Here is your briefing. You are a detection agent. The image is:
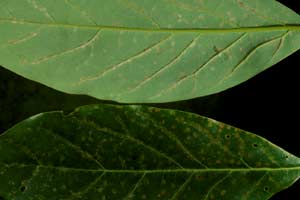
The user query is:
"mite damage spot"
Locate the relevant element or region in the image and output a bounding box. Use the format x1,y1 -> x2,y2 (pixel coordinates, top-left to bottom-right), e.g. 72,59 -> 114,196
264,186 -> 269,192
20,185 -> 27,193
252,143 -> 258,148
225,134 -> 231,139
131,155 -> 138,161
213,46 -> 221,53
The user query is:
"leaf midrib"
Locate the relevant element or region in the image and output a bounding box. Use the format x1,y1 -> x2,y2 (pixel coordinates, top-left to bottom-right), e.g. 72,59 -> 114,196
1,18 -> 300,33
3,163 -> 300,173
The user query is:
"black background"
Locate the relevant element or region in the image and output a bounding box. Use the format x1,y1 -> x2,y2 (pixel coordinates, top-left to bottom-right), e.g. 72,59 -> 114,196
0,0 -> 299,199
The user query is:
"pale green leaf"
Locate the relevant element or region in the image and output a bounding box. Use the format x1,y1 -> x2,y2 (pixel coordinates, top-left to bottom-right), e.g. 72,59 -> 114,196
0,0 -> 300,102
0,104 -> 299,200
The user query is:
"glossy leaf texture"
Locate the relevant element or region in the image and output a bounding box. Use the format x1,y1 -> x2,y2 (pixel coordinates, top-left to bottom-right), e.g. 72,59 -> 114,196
0,0 -> 300,103
0,104 -> 299,200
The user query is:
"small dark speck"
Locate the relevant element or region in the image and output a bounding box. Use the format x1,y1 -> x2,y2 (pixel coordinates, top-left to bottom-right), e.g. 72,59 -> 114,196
20,185 -> 26,193
264,186 -> 269,192
252,143 -> 258,148
131,155 -> 138,161
213,46 -> 221,53
225,134 -> 231,139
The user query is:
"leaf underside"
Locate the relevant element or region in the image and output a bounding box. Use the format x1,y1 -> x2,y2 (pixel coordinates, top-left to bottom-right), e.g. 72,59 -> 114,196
0,0 -> 300,102
0,104 -> 299,200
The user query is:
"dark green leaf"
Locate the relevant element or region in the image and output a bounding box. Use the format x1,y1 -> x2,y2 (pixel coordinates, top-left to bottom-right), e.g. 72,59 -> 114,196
0,104 -> 299,200
0,0 -> 299,102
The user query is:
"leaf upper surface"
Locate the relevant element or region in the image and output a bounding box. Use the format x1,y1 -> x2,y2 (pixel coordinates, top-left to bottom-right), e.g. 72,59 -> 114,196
0,104 -> 299,200
0,0 -> 299,102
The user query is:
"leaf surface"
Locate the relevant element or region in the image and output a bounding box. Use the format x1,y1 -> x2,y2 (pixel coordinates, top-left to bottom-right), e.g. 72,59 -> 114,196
0,0 -> 300,102
0,104 -> 299,200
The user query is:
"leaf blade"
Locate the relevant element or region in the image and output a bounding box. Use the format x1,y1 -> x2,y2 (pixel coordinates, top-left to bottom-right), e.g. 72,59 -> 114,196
0,0 -> 300,102
0,104 -> 299,200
